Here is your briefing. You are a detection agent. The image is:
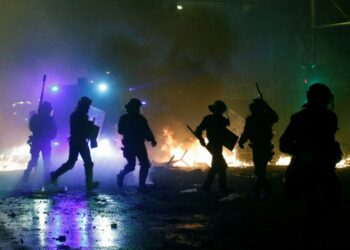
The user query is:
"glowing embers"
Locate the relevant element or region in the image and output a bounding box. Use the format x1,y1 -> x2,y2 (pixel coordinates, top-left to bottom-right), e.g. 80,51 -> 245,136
0,144 -> 30,171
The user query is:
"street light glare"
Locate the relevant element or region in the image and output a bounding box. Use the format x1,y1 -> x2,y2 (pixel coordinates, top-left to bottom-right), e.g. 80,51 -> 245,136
177,5 -> 183,10
50,85 -> 59,93
98,83 -> 108,92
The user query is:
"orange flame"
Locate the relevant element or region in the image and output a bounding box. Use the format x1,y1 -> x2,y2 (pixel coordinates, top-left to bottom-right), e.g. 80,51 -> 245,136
158,128 -> 249,167
157,128 -> 349,168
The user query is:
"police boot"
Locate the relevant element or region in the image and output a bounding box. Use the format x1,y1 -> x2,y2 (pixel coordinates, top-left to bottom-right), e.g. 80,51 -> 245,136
43,169 -> 50,185
50,171 -> 58,187
87,181 -> 99,191
85,166 -> 99,190
138,167 -> 150,192
116,172 -> 125,188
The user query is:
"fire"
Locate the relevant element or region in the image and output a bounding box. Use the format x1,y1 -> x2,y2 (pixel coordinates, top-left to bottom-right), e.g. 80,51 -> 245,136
275,155 -> 291,166
159,128 -> 250,167
0,131 -> 349,172
272,155 -> 350,168
336,155 -> 350,168
158,128 -> 350,168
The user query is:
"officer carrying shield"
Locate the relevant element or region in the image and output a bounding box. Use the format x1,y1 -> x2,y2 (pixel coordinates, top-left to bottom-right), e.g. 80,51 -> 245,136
50,97 -> 99,190
195,100 -> 230,194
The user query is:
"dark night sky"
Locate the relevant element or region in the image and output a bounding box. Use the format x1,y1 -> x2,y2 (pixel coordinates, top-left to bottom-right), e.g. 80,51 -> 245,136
0,0 -> 233,96
0,0 -> 349,151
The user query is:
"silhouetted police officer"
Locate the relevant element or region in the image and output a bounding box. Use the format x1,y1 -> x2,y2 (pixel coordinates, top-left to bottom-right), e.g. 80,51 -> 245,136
51,97 -> 99,190
238,98 -> 278,199
23,101 -> 57,183
117,98 -> 157,192
280,83 -> 342,243
195,100 -> 230,194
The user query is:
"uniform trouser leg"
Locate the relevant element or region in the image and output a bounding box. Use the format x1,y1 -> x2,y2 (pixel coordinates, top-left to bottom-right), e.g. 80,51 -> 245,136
51,144 -> 79,180
203,167 -> 217,190
253,148 -> 270,195
23,145 -> 40,181
204,150 -> 227,190
42,144 -> 52,183
204,144 -> 227,191
216,155 -> 228,192
137,145 -> 151,188
118,148 -> 136,186
218,166 -> 227,192
80,143 -> 95,187
254,162 -> 269,195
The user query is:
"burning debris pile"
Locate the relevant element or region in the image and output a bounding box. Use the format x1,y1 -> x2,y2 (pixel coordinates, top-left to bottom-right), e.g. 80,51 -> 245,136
157,128 -> 250,168
155,125 -> 350,168
1,133 -> 349,172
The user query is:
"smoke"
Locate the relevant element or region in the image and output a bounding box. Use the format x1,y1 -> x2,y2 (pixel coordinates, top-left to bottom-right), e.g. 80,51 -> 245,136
1,0 -> 349,158
0,0 -> 237,156
94,1 -> 236,147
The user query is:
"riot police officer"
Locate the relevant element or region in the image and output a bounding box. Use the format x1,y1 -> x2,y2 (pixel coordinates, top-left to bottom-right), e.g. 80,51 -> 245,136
195,100 -> 230,194
238,98 -> 278,199
117,98 -> 157,192
23,101 -> 57,183
51,97 -> 99,190
280,83 -> 342,243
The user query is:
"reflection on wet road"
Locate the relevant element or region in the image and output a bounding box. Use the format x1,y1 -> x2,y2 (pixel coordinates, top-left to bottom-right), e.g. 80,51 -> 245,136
35,194 -> 121,248
1,167 -> 349,249
0,192 -> 130,249
0,186 -> 213,249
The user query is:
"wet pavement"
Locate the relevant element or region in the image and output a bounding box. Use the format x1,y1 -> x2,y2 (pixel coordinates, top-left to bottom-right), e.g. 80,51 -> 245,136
0,167 -> 349,249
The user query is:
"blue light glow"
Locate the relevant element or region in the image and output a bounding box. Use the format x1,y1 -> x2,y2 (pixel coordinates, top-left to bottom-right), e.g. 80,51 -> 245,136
98,83 -> 108,92
50,85 -> 59,93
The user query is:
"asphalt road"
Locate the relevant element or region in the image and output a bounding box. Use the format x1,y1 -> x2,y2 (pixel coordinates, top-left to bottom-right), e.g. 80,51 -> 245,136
0,166 -> 349,249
